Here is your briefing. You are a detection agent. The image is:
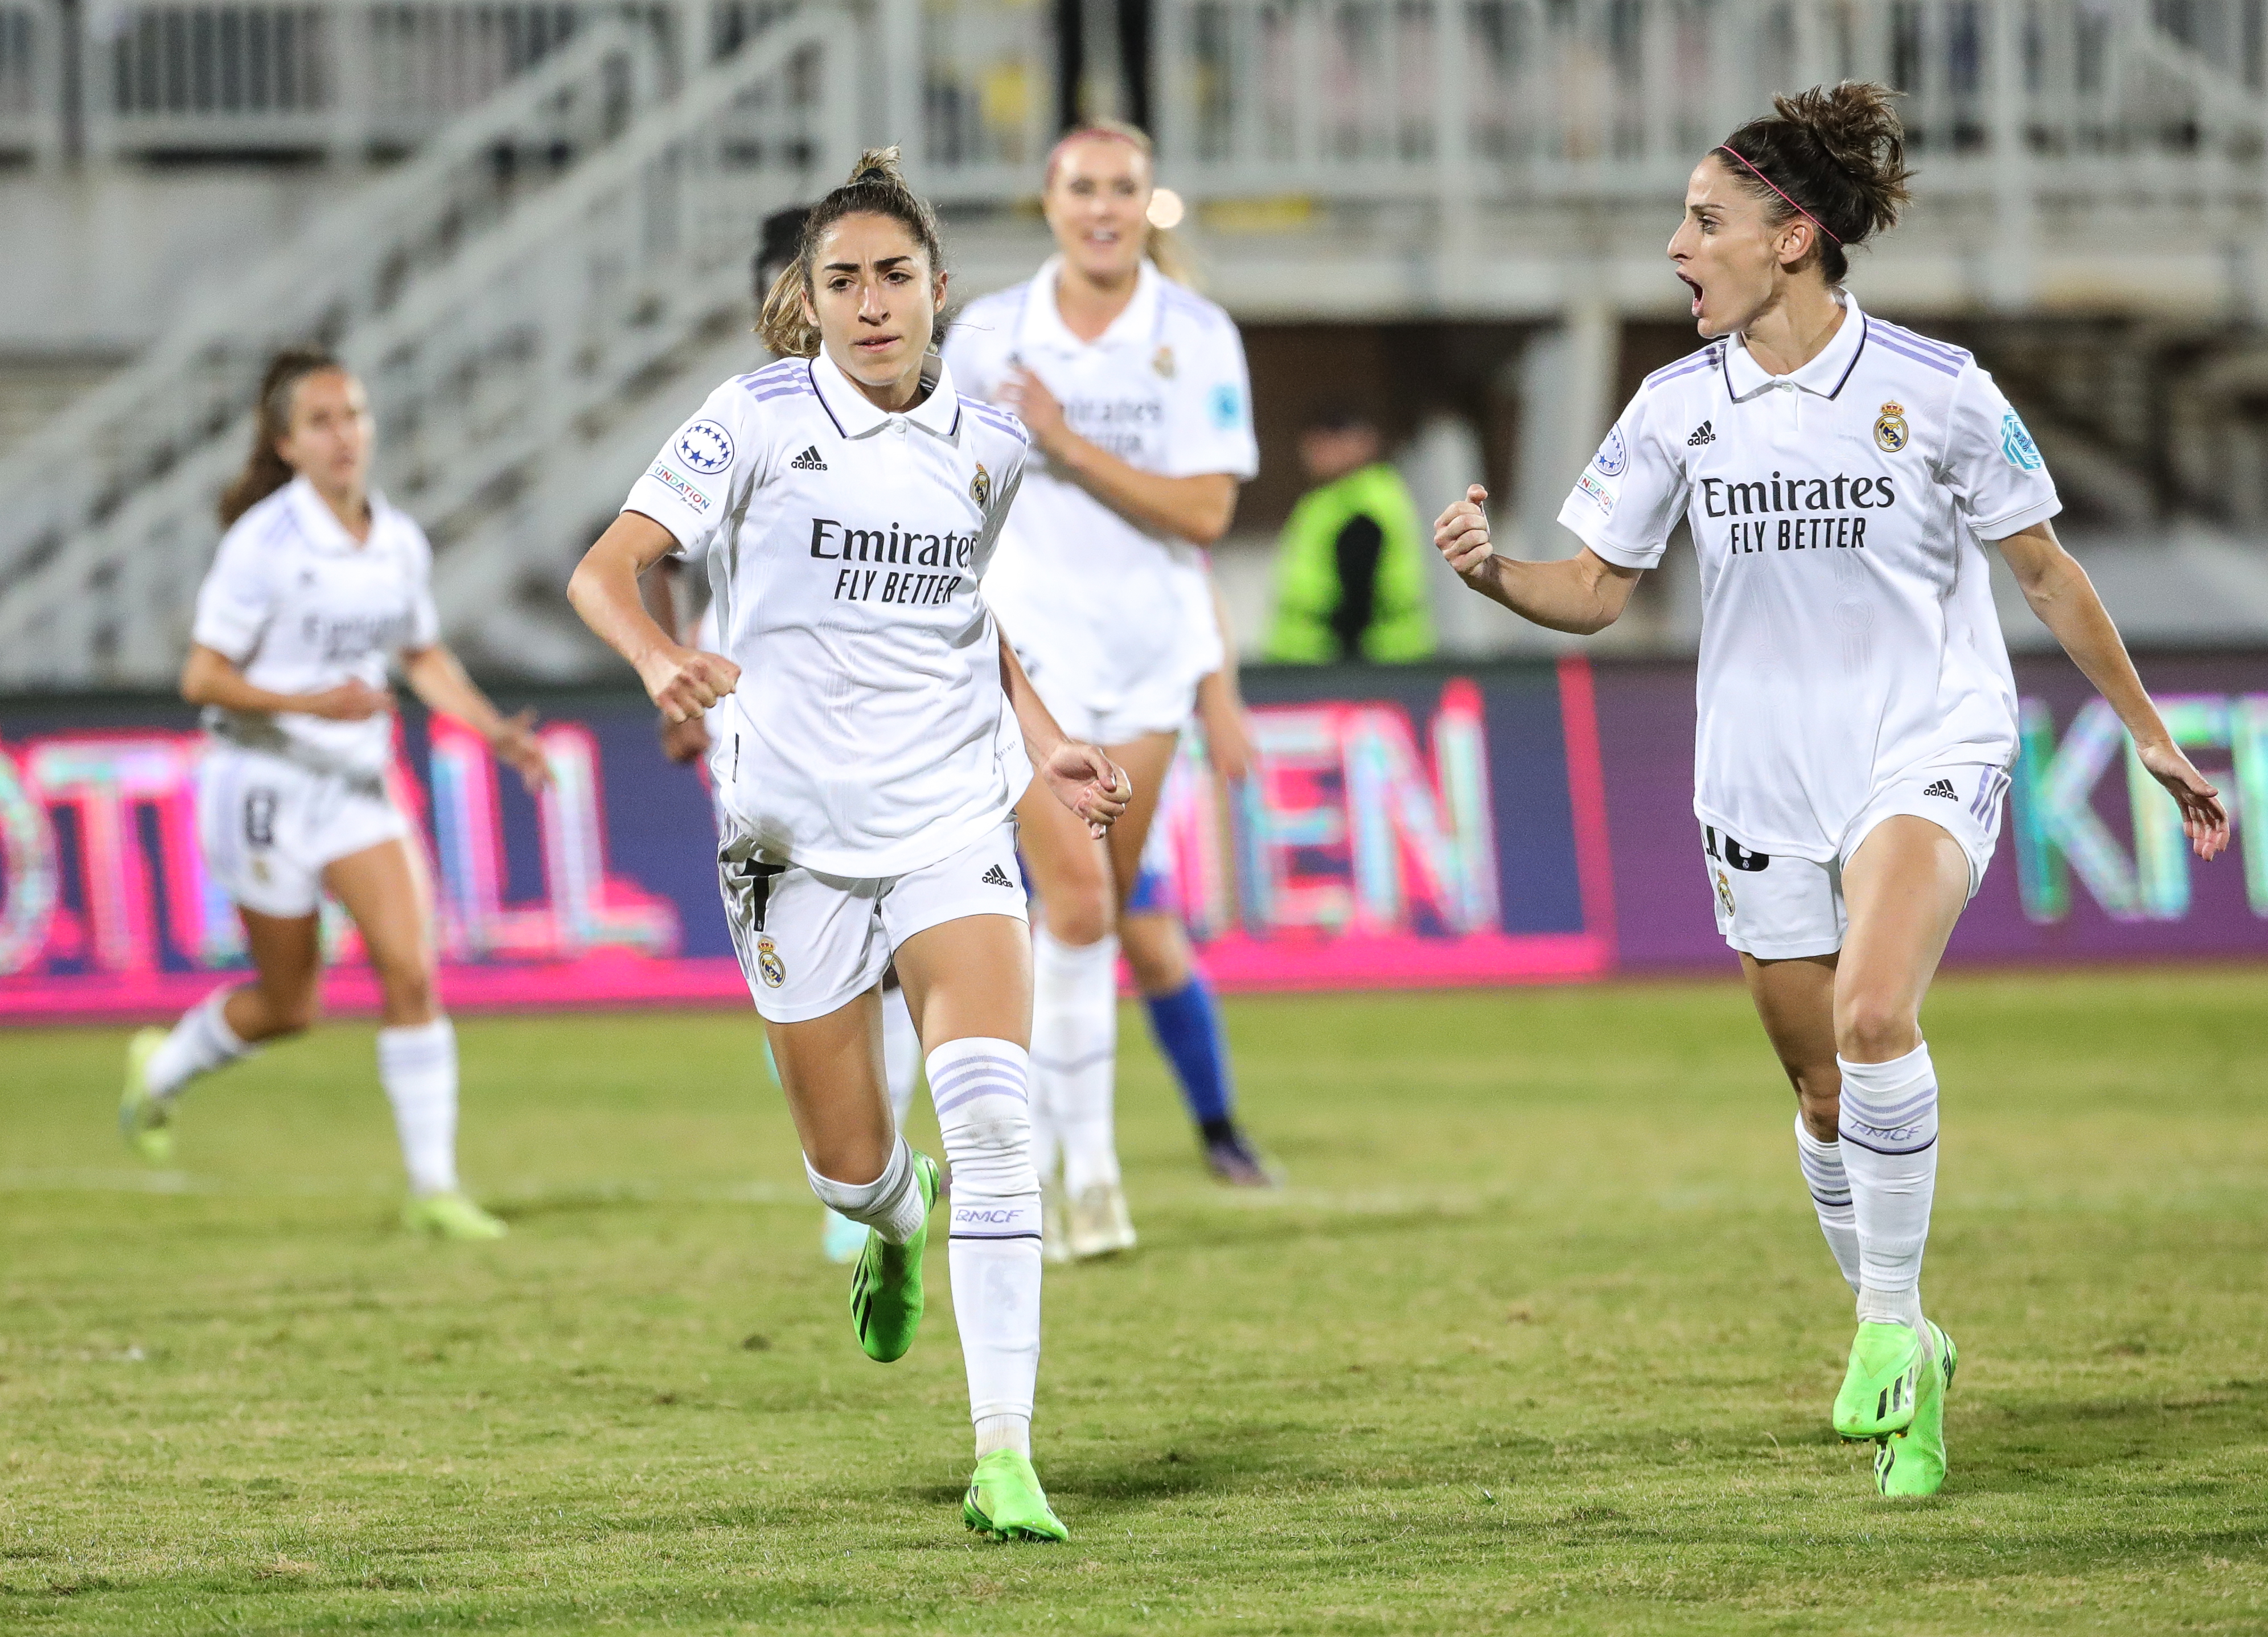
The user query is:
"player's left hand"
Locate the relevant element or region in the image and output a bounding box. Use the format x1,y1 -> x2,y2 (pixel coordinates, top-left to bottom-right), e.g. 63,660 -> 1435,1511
1042,742 -> 1131,839
490,709 -> 553,794
998,367 -> 1068,452
2135,739 -> 2230,861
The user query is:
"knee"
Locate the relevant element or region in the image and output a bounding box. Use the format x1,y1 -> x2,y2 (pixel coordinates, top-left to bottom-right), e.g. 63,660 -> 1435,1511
1119,921 -> 1188,995
1835,991 -> 1918,1065
1043,876 -> 1114,947
374,958 -> 437,1027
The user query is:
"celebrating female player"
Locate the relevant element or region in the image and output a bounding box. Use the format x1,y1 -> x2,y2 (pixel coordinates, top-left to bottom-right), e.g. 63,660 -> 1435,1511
1435,84 -> 2228,1498
944,119 -> 1269,1255
118,349 -> 547,1240
568,150 -> 1128,1541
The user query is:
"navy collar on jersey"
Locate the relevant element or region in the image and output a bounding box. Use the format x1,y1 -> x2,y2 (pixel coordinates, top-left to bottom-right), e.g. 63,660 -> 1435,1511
1721,291 -> 1869,404
1014,254 -> 1163,355
283,474 -> 391,555
808,347 -> 964,441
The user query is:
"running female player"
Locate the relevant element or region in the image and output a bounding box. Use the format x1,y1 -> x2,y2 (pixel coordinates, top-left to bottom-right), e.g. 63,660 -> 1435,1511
568,150 -> 1128,1541
1435,83 -> 2228,1498
118,349 -> 547,1241
943,119 -> 1268,1255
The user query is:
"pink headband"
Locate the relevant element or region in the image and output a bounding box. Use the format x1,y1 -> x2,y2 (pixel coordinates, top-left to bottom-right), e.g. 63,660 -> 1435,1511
1716,143 -> 1841,245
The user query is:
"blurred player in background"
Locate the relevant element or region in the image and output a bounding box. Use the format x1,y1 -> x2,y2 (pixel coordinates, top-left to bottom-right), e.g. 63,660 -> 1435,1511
118,348 -> 549,1240
1266,404 -> 1436,663
1435,83 -> 2230,1498
569,150 -> 1129,1541
944,120 -> 1271,1259
641,203 -> 926,1264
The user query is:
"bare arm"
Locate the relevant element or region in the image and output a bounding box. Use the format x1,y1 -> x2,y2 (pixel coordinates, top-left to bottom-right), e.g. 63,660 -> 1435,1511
180,643 -> 391,722
1000,367 -> 1239,545
998,631 -> 1130,838
636,556 -> 712,765
566,510 -> 741,724
1432,485 -> 1643,635
1193,575 -> 1254,781
1998,519 -> 2229,860
400,644 -> 551,793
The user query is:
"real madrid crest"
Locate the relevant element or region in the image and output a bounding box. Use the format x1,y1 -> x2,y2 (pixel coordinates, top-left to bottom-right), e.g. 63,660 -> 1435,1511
970,462 -> 991,508
1873,400 -> 1909,454
756,934 -> 786,988
1714,870 -> 1736,919
1152,344 -> 1176,379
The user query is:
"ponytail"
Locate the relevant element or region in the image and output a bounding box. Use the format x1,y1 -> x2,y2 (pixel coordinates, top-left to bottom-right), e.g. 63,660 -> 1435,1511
217,348 -> 343,528
755,147 -> 947,359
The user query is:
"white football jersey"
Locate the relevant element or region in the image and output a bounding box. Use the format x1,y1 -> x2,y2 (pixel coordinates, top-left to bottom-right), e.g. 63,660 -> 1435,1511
623,348 -> 1034,877
1559,294 -> 2061,861
190,475 -> 441,778
943,257 -> 1258,727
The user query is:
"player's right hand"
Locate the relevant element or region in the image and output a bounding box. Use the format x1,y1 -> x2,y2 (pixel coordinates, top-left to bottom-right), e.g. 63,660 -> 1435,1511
640,646 -> 740,724
1435,483 -> 1494,579
301,678 -> 393,720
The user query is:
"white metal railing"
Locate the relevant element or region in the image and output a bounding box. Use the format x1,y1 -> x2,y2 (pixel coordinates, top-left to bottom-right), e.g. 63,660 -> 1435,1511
0,18 -> 664,684
0,5 -> 845,685
3,0 -> 2267,683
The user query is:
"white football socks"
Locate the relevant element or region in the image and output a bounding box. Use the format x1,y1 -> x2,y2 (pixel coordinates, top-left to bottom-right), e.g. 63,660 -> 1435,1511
1837,1041 -> 1940,1328
377,1018 -> 461,1198
1033,928 -> 1120,1196
1794,1114 -> 1862,1291
146,988 -> 253,1101
928,1036 -> 1043,1452
805,1136 -> 929,1244
881,983 -> 921,1131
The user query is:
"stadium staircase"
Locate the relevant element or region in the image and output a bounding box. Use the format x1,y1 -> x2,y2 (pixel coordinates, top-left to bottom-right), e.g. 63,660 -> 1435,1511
3,0 -> 2268,684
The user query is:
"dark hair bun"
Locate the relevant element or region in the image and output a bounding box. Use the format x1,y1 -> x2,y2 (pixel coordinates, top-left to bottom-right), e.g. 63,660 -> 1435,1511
1719,80 -> 1911,281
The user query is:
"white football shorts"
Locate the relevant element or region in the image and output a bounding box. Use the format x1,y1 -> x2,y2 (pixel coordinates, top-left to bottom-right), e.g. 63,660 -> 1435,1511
1012,639 -> 1207,748
718,819 -> 1029,1024
196,743 -> 410,920
1702,761 -> 2012,961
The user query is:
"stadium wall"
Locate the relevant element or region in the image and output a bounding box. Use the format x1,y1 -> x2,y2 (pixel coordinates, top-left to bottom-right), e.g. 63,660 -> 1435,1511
1,654 -> 2261,1023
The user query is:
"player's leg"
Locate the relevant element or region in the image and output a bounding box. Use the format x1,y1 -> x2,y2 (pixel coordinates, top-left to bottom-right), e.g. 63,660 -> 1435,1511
1014,772 -> 1121,1258
820,969 -> 921,1263
892,902 -> 1065,1542
1120,905 -> 1273,1185
325,837 -> 503,1240
1739,953 -> 1858,1290
122,909 -> 323,1161
124,753 -> 327,1160
1829,814 -> 1969,1467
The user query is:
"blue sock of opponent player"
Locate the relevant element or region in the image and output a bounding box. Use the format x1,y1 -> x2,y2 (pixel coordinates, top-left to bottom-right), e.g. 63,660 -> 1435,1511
1143,976 -> 1234,1139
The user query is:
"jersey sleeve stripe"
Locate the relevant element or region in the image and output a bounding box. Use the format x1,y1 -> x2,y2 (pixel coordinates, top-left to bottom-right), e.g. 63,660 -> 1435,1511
963,399 -> 1029,444
1642,347 -> 1721,390
1870,331 -> 1965,377
1873,322 -> 1969,367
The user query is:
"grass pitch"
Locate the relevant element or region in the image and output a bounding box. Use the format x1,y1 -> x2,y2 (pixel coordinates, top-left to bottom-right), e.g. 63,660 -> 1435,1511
3,970 -> 2266,1634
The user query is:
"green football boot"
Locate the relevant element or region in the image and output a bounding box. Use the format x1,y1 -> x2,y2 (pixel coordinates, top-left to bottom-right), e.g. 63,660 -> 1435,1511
1833,1318 -> 1924,1440
849,1150 -> 941,1363
118,1028 -> 173,1164
401,1192 -> 508,1241
1874,1322 -> 1958,1498
963,1450 -> 1069,1541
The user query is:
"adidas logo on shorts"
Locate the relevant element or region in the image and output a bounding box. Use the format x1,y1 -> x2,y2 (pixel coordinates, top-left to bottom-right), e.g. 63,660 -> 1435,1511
1687,420 -> 1715,446
789,445 -> 828,471
1923,778 -> 1958,799
980,863 -> 1014,888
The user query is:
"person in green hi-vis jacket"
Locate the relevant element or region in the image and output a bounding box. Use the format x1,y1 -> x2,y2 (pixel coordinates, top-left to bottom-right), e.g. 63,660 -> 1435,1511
1265,406 -> 1437,663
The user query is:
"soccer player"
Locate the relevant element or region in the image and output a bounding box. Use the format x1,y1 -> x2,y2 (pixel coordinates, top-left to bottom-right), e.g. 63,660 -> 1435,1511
567,149 -> 1129,1541
117,348 -> 548,1240
1433,83 -> 2229,1497
943,119 -> 1269,1254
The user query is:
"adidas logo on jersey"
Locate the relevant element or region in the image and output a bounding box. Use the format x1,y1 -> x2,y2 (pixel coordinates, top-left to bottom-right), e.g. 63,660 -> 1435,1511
790,445 -> 828,471
1923,778 -> 1958,799
980,863 -> 1015,888
1687,420 -> 1715,446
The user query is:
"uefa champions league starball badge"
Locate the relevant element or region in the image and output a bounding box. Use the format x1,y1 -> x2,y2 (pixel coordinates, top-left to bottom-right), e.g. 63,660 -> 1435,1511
755,935 -> 786,988
970,463 -> 991,508
1874,401 -> 1909,453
